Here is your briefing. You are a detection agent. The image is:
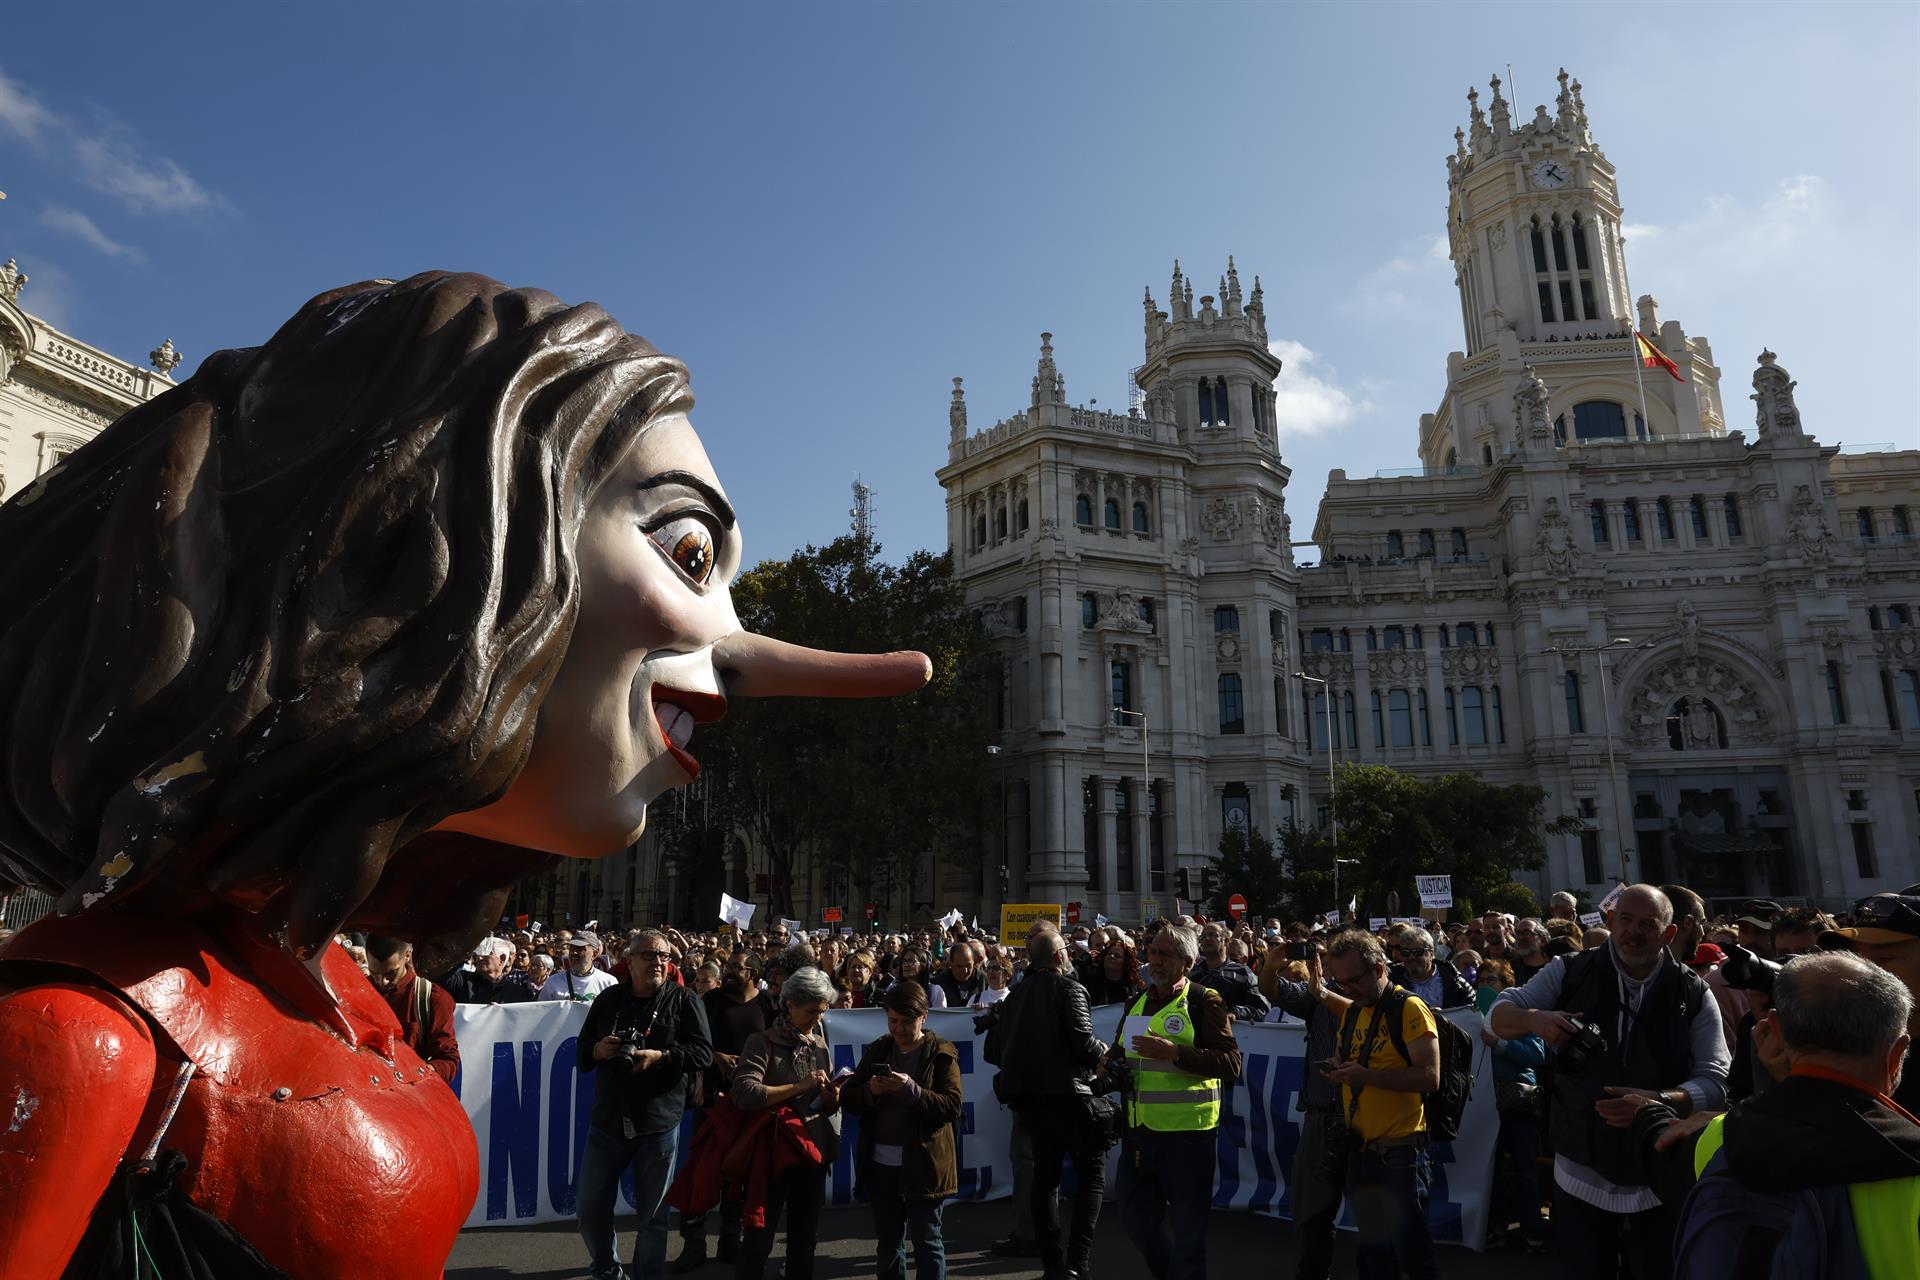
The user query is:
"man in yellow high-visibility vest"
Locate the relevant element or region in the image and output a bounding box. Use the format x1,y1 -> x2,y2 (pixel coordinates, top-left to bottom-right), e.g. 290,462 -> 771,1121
1104,922 -> 1242,1280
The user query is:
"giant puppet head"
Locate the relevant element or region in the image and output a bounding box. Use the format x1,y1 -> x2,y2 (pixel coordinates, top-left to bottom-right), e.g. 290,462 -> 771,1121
0,272 -> 927,968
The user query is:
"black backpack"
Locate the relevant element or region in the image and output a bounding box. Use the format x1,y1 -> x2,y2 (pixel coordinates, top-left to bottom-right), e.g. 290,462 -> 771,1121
1339,987 -> 1474,1142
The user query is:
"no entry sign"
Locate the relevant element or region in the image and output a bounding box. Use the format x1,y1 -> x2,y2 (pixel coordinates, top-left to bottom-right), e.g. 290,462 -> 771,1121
1227,893 -> 1248,920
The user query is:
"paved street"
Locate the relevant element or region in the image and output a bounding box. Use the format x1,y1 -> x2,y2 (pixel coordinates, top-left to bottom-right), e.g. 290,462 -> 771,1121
448,1202 -> 1547,1279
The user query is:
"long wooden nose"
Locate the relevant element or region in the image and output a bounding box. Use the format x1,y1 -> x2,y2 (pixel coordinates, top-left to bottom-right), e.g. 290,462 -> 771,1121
711,630 -> 932,698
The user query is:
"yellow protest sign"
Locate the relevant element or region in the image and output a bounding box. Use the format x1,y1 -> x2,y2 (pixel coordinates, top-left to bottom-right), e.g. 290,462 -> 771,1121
999,902 -> 1062,940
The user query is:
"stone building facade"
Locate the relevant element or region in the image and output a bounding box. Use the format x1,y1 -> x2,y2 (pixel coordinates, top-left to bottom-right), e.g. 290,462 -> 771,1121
0,257 -> 179,503
939,72 -> 1920,921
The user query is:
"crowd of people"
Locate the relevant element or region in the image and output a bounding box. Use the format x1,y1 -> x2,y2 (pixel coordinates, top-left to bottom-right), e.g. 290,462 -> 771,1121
293,884 -> 1920,1280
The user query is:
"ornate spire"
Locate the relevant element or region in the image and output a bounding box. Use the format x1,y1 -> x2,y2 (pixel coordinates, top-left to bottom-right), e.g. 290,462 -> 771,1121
1571,77 -> 1589,137
1751,350 -> 1803,438
1249,274 -> 1264,312
1031,332 -> 1063,407
1226,255 -> 1242,311
1454,125 -> 1468,164
1467,86 -> 1489,151
1488,73 -> 1511,137
949,376 -> 968,441
0,258 -> 25,303
148,338 -> 183,375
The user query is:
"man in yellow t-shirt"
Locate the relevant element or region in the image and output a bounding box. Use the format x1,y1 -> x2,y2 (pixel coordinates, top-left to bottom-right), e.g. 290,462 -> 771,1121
1317,929 -> 1441,1279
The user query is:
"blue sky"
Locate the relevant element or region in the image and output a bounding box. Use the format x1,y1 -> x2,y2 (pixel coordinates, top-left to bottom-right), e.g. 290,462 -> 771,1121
3,2 -> 1915,564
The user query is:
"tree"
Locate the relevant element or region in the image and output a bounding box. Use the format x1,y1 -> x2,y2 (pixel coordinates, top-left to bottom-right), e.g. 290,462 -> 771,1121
1329,763 -> 1579,920
655,536 -> 995,920
1209,825 -> 1292,921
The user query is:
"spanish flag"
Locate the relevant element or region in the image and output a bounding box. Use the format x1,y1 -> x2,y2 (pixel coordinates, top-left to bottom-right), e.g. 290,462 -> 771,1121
1636,332 -> 1684,383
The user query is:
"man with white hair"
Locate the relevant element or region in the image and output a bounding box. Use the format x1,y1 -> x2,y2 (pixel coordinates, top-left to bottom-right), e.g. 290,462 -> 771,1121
1550,891 -> 1580,922
1491,884 -> 1729,1280
446,935 -> 534,1004
1626,952 -> 1920,1277
1386,925 -> 1473,1010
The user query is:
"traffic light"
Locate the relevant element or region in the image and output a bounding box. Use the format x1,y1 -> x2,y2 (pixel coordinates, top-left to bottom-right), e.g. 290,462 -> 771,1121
1176,867 -> 1195,902
1198,864 -> 1219,904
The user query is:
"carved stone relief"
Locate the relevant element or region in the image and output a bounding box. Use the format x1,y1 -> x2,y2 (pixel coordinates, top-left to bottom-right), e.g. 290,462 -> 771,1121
1533,496 -> 1579,579
1201,496 -> 1241,541
1625,654 -> 1775,747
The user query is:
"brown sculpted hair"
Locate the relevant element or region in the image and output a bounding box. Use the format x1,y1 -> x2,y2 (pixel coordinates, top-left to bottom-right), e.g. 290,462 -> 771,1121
0,272 -> 690,959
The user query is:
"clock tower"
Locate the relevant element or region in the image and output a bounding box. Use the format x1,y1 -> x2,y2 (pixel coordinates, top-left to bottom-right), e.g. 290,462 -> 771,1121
1422,70 -> 1725,468
1446,69 -> 1631,351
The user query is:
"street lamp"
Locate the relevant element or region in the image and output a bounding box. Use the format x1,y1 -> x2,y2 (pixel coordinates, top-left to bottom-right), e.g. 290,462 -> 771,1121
1547,637 -> 1636,882
1294,671 -> 1343,913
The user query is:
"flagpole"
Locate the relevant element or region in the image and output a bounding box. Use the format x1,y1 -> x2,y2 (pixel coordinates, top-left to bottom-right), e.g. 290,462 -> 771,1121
1617,224 -> 1651,434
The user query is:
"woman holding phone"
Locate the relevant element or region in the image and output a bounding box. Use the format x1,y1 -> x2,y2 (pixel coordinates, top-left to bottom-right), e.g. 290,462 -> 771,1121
843,981 -> 965,1280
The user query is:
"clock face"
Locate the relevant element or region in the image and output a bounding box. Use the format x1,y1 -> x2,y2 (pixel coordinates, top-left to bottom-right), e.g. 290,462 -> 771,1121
1532,159 -> 1571,190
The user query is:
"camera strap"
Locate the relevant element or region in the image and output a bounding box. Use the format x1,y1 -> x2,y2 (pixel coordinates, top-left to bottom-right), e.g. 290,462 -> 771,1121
1338,993 -> 1393,1128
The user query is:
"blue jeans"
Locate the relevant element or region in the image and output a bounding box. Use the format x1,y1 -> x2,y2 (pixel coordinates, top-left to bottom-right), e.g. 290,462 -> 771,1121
1119,1126 -> 1217,1280
1343,1142 -> 1439,1280
577,1122 -> 678,1280
867,1162 -> 947,1280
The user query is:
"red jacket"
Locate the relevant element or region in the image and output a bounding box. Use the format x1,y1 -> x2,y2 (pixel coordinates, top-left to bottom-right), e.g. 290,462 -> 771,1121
667,1095 -> 823,1230
377,965 -> 461,1084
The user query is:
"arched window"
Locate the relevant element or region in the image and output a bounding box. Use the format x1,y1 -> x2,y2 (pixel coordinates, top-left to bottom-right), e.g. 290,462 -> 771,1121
1554,415 -> 1567,447
1481,444 -> 1494,466
1370,690 -> 1385,748
974,513 -> 987,548
1214,606 -> 1240,634
1014,596 -> 1028,632
1565,671 -> 1586,733
1665,696 -> 1728,750
1110,661 -> 1133,717
1418,528 -> 1436,557
1485,622 -> 1497,644
1444,688 -> 1459,745
1623,500 -> 1642,542
1386,530 -> 1404,558
1656,498 -> 1676,540
1214,379 -> 1231,427
1132,501 -> 1150,534
1081,593 -> 1098,628
1365,627 -> 1379,652
1451,527 -> 1469,557
1690,494 -> 1709,539
994,507 -> 1008,539
1103,497 -> 1121,530
1218,674 -> 1244,734
1858,508 -> 1877,541
1416,689 -> 1432,746
1457,623 -> 1478,647
1075,493 -> 1093,526
1724,494 -> 1743,538
1590,500 -> 1609,545
1530,218 -> 1549,273
1343,692 -> 1358,748
1573,401 -> 1628,441
1017,499 -> 1030,533
1411,625 -> 1424,649
1438,625 -> 1451,650
1197,377 -> 1214,427
1137,597 -> 1155,629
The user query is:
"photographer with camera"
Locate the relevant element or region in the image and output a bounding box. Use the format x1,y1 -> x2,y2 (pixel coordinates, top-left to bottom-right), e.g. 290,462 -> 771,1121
1266,936 -> 1345,1280
984,925 -> 1108,1280
575,928 -> 714,1280
1489,884 -> 1729,1280
1314,928 -> 1442,1280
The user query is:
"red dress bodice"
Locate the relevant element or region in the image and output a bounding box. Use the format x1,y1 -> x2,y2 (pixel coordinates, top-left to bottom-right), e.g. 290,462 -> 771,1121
0,910 -> 477,1278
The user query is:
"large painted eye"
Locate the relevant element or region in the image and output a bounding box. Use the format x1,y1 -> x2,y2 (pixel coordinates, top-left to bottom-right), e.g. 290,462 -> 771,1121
649,516 -> 717,585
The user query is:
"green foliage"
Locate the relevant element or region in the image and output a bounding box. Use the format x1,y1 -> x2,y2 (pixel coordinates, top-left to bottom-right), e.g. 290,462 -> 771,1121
1209,826 -> 1294,920
652,536 -> 995,918
1329,763 -> 1579,921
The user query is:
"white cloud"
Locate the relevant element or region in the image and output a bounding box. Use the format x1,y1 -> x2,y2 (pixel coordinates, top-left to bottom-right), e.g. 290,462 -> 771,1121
39,205 -> 143,261
0,64 -> 218,214
1349,232 -> 1454,313
0,69 -> 55,143
72,134 -> 213,213
1618,174 -> 1836,294
1268,338 -> 1375,438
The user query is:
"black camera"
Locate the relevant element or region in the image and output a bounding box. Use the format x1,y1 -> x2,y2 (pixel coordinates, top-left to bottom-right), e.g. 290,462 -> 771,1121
971,1004 -> 1002,1036
1719,943 -> 1785,996
1095,1055 -> 1134,1098
1556,1012 -> 1610,1074
1285,941 -> 1312,962
615,1023 -> 650,1063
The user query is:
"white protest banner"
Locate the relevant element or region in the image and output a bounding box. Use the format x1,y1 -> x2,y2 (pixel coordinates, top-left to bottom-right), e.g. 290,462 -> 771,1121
452,1002 -> 1501,1247
1093,913 -> 1109,929
777,917 -> 803,933
1323,909 -> 1341,927
1369,917 -> 1388,932
1416,875 -> 1453,910
1597,882 -> 1627,914
1579,911 -> 1603,927
718,893 -> 755,929
937,908 -> 964,930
